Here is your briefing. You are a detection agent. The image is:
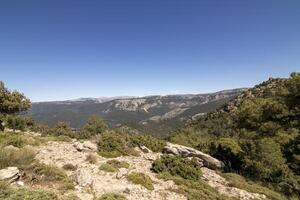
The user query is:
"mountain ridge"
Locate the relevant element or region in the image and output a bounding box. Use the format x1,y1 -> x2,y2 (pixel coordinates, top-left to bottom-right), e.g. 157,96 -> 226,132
27,88 -> 247,134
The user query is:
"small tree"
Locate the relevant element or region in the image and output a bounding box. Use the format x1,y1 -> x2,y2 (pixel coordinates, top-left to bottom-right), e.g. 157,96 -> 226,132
0,81 -> 31,131
80,115 -> 107,138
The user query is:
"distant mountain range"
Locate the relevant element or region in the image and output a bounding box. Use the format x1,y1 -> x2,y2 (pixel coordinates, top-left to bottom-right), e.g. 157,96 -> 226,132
27,88 -> 246,135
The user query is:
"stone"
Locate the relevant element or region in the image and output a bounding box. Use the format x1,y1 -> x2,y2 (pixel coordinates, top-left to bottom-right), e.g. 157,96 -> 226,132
163,143 -> 224,169
139,145 -> 152,153
3,145 -> 19,151
73,142 -> 84,152
16,181 -> 24,187
82,141 -> 97,152
73,141 -> 97,152
75,169 -> 93,187
0,167 -> 20,182
116,168 -> 128,179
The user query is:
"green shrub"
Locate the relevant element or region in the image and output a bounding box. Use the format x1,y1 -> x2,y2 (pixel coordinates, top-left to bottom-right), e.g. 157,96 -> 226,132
0,132 -> 39,148
97,193 -> 127,200
49,122 -> 73,137
158,173 -> 236,200
1,188 -> 58,200
127,172 -> 154,190
223,173 -> 286,200
99,160 -> 129,173
80,115 -> 108,139
151,155 -> 202,181
130,134 -> 166,152
97,131 -> 136,158
107,160 -> 129,169
23,162 -> 75,191
99,163 -> 118,173
5,116 -> 35,132
210,138 -> 243,172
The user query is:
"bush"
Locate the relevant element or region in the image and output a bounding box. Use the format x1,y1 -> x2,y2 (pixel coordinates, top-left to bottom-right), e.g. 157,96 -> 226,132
62,163 -> 77,171
130,134 -> 166,152
99,163 -> 118,173
50,122 -> 73,137
5,116 -> 36,132
210,138 -> 243,172
97,193 -> 127,200
0,188 -> 58,200
158,173 -> 236,200
80,115 -> 107,139
107,160 -> 129,169
223,173 -> 286,200
127,172 -> 154,190
151,155 -> 202,181
0,132 -> 39,148
97,131 -> 138,158
99,160 -> 129,173
0,146 -> 36,169
22,162 -> 75,191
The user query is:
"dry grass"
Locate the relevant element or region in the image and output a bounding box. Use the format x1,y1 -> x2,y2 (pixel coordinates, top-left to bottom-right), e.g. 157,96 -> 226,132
85,153 -> 98,164
0,146 -> 36,169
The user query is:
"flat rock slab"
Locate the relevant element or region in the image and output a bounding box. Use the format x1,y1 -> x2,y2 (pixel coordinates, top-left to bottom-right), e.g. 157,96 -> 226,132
164,142 -> 224,169
0,167 -> 20,181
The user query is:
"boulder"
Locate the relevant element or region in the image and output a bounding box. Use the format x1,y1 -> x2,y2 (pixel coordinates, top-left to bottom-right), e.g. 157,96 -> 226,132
73,141 -> 97,152
0,167 -> 20,182
82,141 -> 97,152
139,145 -> 152,153
75,169 -> 93,187
163,143 -> 224,169
73,142 -> 84,152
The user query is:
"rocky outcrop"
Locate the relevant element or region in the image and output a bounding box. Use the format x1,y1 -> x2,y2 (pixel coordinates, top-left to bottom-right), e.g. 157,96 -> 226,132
0,167 -> 20,182
73,141 -> 97,152
163,143 -> 224,169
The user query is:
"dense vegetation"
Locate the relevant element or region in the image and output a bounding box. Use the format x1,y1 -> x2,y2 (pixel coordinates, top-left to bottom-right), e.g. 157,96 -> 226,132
170,73 -> 300,198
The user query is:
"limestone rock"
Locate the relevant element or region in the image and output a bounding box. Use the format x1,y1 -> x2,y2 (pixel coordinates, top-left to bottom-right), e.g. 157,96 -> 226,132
139,145 -> 152,153
116,168 -> 128,179
82,141 -> 97,152
75,169 -> 93,187
3,145 -> 19,151
0,167 -> 20,182
73,142 -> 84,152
73,141 -> 97,152
164,143 -> 223,169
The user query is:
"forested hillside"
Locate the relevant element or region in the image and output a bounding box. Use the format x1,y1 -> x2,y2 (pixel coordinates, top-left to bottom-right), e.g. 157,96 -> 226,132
171,73 -> 300,198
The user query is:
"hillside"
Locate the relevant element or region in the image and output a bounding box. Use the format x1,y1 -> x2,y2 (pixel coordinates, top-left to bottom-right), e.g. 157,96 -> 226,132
0,129 -> 279,200
27,89 -> 244,135
171,73 -> 300,198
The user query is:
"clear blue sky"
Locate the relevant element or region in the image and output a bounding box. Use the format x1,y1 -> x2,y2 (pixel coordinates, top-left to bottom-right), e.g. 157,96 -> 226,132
0,0 -> 299,102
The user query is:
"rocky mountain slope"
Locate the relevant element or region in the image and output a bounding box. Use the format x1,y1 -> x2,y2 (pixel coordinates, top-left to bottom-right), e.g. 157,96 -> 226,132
27,89 -> 245,134
0,130 -> 267,200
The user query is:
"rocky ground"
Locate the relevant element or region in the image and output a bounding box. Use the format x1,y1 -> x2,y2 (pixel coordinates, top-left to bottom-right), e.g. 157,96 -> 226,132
0,135 -> 266,200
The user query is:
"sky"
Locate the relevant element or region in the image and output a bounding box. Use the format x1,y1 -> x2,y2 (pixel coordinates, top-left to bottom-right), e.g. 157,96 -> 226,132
0,0 -> 299,102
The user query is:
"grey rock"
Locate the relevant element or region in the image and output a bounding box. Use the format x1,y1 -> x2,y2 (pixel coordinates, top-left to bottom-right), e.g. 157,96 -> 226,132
0,167 -> 20,182
82,141 -> 97,152
116,168 -> 128,179
164,143 -> 224,169
75,169 -> 93,187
